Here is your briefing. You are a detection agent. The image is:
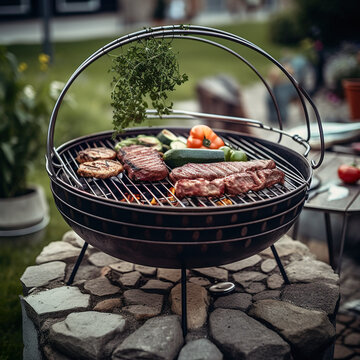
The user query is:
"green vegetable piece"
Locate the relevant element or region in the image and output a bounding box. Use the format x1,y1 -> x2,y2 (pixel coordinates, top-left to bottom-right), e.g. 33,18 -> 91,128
170,140 -> 187,150
157,129 -> 178,145
230,150 -> 248,162
219,146 -> 232,161
114,138 -> 138,151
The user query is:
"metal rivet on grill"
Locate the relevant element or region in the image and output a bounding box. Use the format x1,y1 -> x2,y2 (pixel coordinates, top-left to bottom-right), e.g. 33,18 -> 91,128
223,243 -> 232,252
182,216 -> 189,226
279,215 -> 285,225
231,214 -> 238,223
252,210 -> 258,219
192,231 -> 200,241
176,245 -> 183,254
201,244 -> 208,253
206,216 -> 213,225
272,205 -> 278,214
244,239 -> 252,248
261,221 -> 267,232
287,199 -> 292,207
156,215 -> 162,226
209,282 -> 235,295
241,227 -> 248,237
165,231 -> 172,241
216,230 -> 223,240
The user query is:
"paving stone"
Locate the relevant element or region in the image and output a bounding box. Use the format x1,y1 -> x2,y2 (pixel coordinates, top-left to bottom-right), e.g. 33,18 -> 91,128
100,266 -> 111,277
23,286 -> 90,326
93,298 -> 122,312
285,258 -> 339,284
220,255 -> 262,272
50,311 -> 126,360
344,332 -> 360,346
260,235 -> 312,260
134,264 -> 157,276
113,315 -> 183,360
261,259 -> 277,273
66,264 -> 101,283
282,282 -> 340,315
250,299 -> 336,358
337,314 -> 355,325
62,230 -> 91,249
84,277 -> 120,296
110,261 -> 134,274
193,267 -> 228,282
336,323 -> 346,336
43,345 -> 72,360
267,274 -> 284,289
141,279 -> 173,293
117,271 -> 141,287
88,252 -> 119,267
232,271 -> 267,287
20,261 -> 66,295
333,344 -> 355,359
213,293 -> 252,311
178,339 -> 223,360
157,268 -> 182,283
170,282 -> 209,329
253,290 -> 281,301
122,305 -> 162,320
245,282 -> 266,294
189,277 -> 211,287
36,242 -> 81,264
123,289 -> 163,312
210,308 -> 291,359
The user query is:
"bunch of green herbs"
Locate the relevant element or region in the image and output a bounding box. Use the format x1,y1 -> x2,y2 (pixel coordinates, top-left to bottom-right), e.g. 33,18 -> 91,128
110,37 -> 188,136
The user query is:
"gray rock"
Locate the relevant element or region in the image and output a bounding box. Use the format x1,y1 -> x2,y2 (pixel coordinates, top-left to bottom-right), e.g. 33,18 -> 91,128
282,282 -> 340,315
43,345 -> 72,360
209,308 -> 291,359
23,286 -> 90,326
178,339 -> 223,360
20,261 -> 66,295
189,277 -> 211,287
157,268 -> 183,283
94,298 -> 122,312
123,289 -> 163,311
267,274 -> 284,289
110,261 -> 134,273
36,242 -> 80,264
194,267 -> 228,282
213,293 -> 252,311
50,311 -> 126,360
141,279 -> 173,293
122,305 -> 162,320
88,252 -> 119,267
250,299 -> 335,358
253,290 -> 281,301
112,315 -> 183,360
220,255 -> 262,272
285,258 -> 339,284
232,271 -> 267,287
245,282 -> 266,294
134,264 -> 157,276
66,264 -> 101,283
170,282 -> 209,329
260,259 -> 277,273
62,230 -> 91,249
117,271 -> 141,287
84,277 -> 121,296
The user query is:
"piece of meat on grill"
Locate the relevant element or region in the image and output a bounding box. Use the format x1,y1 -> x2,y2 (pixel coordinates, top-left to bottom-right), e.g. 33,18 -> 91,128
169,159 -> 276,182
76,147 -> 116,163
117,145 -> 169,182
175,178 -> 225,199
174,168 -> 285,198
77,159 -> 123,179
224,168 -> 285,195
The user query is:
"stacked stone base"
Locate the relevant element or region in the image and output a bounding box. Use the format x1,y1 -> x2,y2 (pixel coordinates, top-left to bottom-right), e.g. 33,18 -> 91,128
20,231 -> 340,360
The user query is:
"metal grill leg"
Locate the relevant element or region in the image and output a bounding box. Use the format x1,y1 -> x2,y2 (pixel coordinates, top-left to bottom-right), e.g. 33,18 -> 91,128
67,242 -> 88,285
181,266 -> 188,337
324,212 -> 335,270
336,214 -> 349,275
271,245 -> 290,285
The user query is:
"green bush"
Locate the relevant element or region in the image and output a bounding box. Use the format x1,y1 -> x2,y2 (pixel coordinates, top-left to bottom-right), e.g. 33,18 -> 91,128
269,11 -> 304,45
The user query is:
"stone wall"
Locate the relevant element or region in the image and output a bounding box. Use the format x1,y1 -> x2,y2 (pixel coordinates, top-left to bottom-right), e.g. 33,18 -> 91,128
20,231 -> 340,360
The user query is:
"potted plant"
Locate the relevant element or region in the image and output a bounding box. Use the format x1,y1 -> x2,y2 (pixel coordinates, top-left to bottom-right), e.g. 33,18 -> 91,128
0,47 -> 62,236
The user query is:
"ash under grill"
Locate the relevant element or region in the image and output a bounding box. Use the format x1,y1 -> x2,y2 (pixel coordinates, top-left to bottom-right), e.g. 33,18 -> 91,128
55,128 -> 307,209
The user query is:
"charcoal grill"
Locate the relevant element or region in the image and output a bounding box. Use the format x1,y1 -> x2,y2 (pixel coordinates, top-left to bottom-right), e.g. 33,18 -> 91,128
45,25 -> 324,334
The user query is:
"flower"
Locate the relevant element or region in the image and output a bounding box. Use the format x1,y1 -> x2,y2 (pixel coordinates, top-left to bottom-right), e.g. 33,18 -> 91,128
18,62 -> 27,72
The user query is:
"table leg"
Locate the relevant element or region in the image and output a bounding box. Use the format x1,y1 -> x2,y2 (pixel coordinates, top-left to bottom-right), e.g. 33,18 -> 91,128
336,214 -> 349,275
324,212 -> 335,270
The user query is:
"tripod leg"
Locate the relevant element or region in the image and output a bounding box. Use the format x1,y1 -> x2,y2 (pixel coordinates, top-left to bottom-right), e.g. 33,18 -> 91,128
181,266 -> 187,337
271,244 -> 290,285
67,242 -> 88,285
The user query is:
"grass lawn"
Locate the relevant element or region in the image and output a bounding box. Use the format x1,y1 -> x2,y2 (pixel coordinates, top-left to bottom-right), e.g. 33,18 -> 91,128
0,20 -> 297,359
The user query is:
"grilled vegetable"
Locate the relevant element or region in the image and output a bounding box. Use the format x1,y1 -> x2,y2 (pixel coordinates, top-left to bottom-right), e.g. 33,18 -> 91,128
163,148 -> 225,168
220,146 -> 248,162
219,146 -> 232,161
157,129 -> 178,145
187,125 -> 225,149
137,135 -> 163,151
170,140 -> 187,149
114,138 -> 139,151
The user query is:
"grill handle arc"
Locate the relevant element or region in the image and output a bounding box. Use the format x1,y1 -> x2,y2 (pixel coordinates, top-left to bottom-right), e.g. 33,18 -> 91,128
46,25 -> 324,177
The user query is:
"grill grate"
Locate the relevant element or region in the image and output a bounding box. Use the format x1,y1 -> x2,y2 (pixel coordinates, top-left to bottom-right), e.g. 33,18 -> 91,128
55,130 -> 307,208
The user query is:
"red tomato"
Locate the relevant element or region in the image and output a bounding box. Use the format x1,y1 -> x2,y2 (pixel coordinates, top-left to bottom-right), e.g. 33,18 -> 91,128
337,164 -> 360,184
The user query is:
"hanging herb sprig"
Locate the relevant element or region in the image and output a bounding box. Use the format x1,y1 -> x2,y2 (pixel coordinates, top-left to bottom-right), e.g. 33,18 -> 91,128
110,36 -> 188,136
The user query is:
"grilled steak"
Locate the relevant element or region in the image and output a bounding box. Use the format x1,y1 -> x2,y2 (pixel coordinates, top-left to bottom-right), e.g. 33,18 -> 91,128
175,178 -> 225,199
76,147 -> 116,163
174,168 -> 285,198
77,159 -> 123,179
169,159 -> 276,182
117,145 -> 169,182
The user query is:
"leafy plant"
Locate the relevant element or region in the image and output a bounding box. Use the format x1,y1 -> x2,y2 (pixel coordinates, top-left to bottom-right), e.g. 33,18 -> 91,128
110,36 -> 188,136
0,48 -> 62,198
